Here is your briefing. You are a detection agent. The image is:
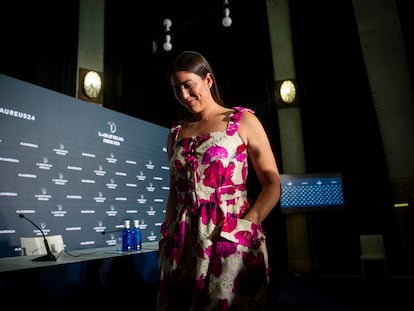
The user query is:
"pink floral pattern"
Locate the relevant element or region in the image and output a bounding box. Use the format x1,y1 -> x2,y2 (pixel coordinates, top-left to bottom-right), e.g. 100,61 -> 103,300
157,107 -> 269,310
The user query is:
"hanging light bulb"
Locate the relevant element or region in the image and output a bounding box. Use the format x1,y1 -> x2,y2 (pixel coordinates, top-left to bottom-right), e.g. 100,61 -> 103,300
163,34 -> 172,51
222,0 -> 232,27
163,18 -> 173,51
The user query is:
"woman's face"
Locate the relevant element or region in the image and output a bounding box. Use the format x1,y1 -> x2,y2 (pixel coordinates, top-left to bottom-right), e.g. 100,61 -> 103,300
170,71 -> 212,113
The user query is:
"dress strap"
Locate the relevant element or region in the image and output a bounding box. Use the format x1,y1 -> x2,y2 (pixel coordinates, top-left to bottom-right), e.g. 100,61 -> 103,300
169,121 -> 182,152
226,106 -> 255,136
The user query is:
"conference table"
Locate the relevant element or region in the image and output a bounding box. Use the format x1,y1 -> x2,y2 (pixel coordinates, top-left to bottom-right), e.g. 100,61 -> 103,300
0,242 -> 159,309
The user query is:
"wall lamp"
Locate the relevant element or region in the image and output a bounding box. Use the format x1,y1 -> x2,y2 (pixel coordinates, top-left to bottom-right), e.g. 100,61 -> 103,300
78,68 -> 103,104
275,79 -> 298,108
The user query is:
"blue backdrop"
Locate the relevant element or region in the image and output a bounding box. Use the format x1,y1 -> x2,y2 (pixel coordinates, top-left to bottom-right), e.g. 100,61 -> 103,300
0,74 -> 169,257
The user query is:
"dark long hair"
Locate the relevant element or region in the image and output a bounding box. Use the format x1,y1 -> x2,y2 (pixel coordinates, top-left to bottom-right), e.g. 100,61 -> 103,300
168,51 -> 224,106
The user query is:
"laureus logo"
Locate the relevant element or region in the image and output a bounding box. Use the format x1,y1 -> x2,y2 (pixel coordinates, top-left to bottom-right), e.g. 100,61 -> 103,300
98,121 -> 124,146
108,121 -> 116,133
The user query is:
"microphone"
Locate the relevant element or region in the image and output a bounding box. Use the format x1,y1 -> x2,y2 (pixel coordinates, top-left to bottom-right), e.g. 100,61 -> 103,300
18,214 -> 57,261
101,229 -> 122,235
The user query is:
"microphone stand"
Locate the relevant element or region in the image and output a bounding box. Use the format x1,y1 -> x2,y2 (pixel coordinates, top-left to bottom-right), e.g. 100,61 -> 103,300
18,214 -> 57,261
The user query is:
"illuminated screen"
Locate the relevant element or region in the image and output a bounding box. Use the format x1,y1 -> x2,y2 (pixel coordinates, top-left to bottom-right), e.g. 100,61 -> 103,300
0,74 -> 170,257
279,172 -> 345,214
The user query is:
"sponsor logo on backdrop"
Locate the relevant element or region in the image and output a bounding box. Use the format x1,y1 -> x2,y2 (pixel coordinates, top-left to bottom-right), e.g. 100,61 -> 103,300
93,221 -> 106,233
145,160 -> 154,169
139,219 -> 147,230
54,143 -> 68,156
146,182 -> 155,192
137,171 -> 146,180
80,241 -> 95,246
81,179 -> 95,184
52,173 -> 67,185
94,165 -> 106,176
18,173 -> 36,178
98,121 -> 125,146
137,194 -> 147,204
20,142 -> 38,148
106,205 -> 118,216
106,153 -> 118,164
106,178 -> 117,189
35,188 -> 51,201
147,230 -> 158,242
0,107 -> 35,121
0,157 -> 19,163
33,222 -> 50,236
51,204 -> 67,217
146,206 -> 156,216
66,227 -> 81,231
107,234 -> 117,246
37,157 -> 53,170
93,192 -> 106,203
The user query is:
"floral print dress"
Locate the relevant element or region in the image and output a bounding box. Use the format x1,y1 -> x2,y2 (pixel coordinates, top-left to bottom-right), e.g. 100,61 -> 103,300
157,107 -> 269,311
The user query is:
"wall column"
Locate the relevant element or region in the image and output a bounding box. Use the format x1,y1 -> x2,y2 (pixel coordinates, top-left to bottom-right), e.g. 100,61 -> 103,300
77,0 -> 105,105
266,0 -> 311,273
352,0 -> 414,201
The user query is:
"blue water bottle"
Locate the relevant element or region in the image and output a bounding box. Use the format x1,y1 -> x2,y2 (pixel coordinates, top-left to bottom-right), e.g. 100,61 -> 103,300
131,219 -> 142,251
121,220 -> 131,252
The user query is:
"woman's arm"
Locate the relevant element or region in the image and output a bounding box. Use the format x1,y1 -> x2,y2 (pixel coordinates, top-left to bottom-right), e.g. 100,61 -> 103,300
238,111 -> 281,224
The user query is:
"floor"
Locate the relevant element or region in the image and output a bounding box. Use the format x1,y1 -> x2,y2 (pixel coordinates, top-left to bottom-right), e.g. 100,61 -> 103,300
270,272 -> 414,311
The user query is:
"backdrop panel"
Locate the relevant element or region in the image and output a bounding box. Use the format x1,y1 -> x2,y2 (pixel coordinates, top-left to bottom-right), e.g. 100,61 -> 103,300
0,74 -> 169,257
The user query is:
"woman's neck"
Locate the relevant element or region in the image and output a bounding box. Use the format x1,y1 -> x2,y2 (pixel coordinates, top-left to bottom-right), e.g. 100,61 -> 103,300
195,103 -> 226,121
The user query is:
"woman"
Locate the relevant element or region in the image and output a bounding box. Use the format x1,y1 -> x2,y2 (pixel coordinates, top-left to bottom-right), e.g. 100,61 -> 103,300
157,51 -> 281,310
